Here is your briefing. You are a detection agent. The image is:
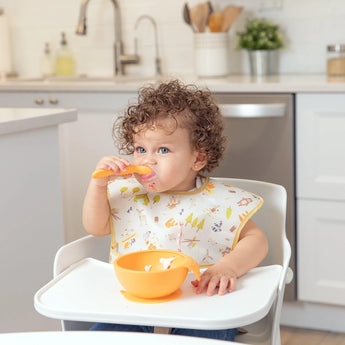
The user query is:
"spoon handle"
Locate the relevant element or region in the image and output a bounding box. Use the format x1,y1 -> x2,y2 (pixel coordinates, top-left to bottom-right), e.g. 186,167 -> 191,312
92,165 -> 152,179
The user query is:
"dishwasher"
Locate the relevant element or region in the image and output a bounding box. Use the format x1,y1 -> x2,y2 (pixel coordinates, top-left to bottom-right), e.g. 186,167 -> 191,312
213,93 -> 295,300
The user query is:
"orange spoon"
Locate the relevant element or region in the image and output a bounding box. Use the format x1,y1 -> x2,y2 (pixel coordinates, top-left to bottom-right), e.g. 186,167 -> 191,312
92,165 -> 152,179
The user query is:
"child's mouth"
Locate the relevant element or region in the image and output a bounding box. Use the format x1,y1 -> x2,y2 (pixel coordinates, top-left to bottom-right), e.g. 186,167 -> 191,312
139,171 -> 155,181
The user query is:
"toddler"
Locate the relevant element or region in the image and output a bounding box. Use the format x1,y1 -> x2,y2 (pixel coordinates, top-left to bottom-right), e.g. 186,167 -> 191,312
82,79 -> 268,341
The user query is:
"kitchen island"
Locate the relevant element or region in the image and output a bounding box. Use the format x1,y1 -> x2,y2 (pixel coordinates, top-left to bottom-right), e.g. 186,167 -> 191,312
0,108 -> 77,332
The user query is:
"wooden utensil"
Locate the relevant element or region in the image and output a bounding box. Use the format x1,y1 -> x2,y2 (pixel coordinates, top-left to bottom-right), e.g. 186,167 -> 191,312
201,2 -> 211,32
221,5 -> 243,32
190,2 -> 209,33
92,165 -> 152,179
208,12 -> 223,32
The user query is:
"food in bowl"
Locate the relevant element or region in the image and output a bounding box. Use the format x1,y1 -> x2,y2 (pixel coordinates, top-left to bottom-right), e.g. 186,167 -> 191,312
113,250 -> 200,299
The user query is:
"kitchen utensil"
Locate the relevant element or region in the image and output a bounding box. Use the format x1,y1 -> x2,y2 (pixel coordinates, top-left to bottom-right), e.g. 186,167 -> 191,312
113,250 -> 200,302
207,1 -> 214,16
183,2 -> 196,32
201,2 -> 211,32
208,12 -> 223,32
189,2 -> 209,33
221,5 -> 243,32
92,165 -> 152,179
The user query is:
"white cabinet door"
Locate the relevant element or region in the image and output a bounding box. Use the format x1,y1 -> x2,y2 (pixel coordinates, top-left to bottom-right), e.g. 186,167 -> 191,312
297,199 -> 345,305
296,93 -> 345,201
297,93 -> 345,306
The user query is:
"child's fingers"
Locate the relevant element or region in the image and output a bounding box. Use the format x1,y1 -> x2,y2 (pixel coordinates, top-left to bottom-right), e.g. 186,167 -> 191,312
196,272 -> 211,294
227,277 -> 236,293
191,280 -> 199,287
94,157 -> 130,177
206,276 -> 221,296
218,276 -> 230,296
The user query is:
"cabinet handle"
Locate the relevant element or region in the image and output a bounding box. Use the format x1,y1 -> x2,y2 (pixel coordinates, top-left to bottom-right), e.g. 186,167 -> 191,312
49,98 -> 59,105
218,103 -> 286,118
35,98 -> 44,105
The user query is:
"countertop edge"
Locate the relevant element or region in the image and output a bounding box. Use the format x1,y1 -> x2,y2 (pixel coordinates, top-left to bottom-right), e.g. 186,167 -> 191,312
1,74 -> 345,93
0,108 -> 78,136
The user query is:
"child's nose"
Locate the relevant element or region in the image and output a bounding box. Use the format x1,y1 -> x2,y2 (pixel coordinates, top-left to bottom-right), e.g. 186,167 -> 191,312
143,153 -> 157,166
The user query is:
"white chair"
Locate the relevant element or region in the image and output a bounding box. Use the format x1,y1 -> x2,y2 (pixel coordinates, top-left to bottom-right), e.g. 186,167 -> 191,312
51,178 -> 293,345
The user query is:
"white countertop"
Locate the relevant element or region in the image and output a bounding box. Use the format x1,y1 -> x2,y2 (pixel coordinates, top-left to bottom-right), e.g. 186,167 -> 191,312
0,108 -> 77,135
1,74 -> 345,93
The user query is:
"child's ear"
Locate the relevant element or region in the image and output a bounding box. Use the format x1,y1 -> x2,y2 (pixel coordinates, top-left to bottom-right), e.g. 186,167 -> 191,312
193,152 -> 207,171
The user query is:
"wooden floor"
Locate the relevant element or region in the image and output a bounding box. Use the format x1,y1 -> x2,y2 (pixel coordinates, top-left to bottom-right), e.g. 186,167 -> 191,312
281,326 -> 345,345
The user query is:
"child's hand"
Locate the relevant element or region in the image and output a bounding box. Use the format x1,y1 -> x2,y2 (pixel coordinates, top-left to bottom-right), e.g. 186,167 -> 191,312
191,260 -> 237,296
93,156 -> 131,186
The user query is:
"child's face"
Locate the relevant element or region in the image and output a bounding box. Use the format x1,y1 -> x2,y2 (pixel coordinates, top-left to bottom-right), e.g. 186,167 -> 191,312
132,120 -> 202,192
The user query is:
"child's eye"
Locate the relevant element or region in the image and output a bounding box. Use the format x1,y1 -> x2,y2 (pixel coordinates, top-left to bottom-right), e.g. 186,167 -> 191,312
159,147 -> 170,154
136,147 -> 146,153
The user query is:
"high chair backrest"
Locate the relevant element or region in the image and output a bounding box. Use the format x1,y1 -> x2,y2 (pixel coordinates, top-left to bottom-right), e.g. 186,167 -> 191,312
214,178 -> 288,268
214,178 -> 290,345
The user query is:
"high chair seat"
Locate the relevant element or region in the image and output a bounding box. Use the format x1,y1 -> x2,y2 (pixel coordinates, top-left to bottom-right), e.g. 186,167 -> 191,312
34,178 -> 292,345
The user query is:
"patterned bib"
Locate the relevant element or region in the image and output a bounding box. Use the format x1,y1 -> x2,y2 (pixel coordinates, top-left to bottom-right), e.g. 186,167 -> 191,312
108,176 -> 263,266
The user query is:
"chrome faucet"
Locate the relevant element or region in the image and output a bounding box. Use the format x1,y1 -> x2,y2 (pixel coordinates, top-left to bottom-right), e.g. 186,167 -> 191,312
76,0 -> 139,75
135,15 -> 162,75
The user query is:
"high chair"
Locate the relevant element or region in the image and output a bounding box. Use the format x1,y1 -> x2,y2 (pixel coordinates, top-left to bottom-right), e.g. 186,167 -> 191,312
35,178 -> 293,345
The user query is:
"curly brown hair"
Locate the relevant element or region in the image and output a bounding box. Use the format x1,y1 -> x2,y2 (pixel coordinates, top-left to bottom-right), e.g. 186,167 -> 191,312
113,79 -> 227,172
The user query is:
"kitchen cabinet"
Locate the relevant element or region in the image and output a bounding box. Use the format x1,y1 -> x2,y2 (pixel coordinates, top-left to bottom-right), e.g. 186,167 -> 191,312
0,91 -> 136,242
296,93 -> 345,306
0,108 -> 76,332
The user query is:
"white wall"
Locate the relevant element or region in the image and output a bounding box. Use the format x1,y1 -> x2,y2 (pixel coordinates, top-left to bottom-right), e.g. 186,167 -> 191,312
1,0 -> 345,77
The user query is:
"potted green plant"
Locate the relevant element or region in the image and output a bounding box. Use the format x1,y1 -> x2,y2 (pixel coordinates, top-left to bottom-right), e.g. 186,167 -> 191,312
237,18 -> 284,76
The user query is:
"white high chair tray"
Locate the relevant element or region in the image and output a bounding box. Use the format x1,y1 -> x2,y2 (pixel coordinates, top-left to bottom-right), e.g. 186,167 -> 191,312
34,258 -> 282,330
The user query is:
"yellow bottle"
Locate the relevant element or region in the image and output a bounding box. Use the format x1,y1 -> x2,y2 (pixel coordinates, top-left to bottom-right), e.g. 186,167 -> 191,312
55,32 -> 75,76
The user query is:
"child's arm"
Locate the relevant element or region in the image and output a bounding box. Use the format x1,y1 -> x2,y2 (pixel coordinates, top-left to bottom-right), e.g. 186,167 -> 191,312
192,219 -> 268,296
82,156 -> 130,236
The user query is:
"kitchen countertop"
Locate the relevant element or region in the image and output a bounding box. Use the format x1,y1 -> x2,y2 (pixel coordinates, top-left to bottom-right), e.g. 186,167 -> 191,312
0,108 -> 77,135
1,74 -> 345,93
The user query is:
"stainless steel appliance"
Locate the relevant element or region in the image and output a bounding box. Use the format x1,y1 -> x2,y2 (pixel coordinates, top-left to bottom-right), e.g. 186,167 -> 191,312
213,93 -> 295,299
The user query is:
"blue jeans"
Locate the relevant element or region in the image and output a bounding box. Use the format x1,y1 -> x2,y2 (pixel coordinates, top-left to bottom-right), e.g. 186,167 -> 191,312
90,322 -> 238,341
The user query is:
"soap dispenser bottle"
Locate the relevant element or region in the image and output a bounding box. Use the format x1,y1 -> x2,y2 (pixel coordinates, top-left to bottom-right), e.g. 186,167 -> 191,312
40,42 -> 53,77
55,32 -> 75,76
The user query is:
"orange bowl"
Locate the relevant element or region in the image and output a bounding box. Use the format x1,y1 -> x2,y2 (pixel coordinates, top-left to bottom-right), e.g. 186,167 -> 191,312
113,250 -> 200,299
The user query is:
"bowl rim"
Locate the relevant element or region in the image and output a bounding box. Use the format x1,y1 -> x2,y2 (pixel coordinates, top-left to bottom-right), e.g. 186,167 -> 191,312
113,249 -> 191,274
